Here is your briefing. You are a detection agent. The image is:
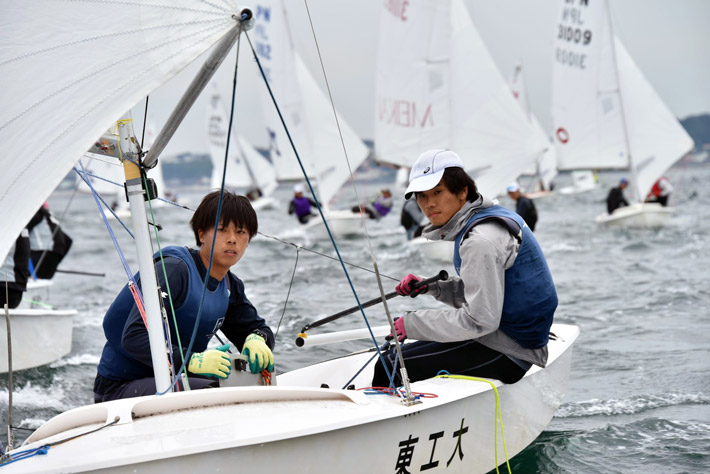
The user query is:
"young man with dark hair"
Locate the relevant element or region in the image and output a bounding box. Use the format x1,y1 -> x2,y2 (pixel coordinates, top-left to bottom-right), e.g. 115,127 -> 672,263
94,191 -> 274,402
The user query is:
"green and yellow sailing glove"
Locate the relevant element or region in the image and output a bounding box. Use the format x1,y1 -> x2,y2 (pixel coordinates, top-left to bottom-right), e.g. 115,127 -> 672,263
241,333 -> 274,373
188,344 -> 231,379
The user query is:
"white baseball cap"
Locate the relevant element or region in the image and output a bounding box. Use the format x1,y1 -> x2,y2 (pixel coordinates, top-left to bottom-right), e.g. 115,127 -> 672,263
506,182 -> 520,193
404,149 -> 464,199
293,184 -> 304,193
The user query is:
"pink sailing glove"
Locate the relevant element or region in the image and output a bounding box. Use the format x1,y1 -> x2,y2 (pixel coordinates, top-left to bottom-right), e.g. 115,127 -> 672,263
395,274 -> 428,298
386,316 -> 407,342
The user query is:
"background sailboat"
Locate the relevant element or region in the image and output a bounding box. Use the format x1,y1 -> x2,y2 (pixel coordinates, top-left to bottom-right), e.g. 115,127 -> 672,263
206,82 -> 278,210
252,0 -> 371,237
375,0 -> 548,260
551,0 -> 693,226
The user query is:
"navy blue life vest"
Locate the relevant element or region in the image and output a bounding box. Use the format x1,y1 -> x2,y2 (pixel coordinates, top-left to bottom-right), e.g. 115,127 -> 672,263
453,206 -> 557,349
98,246 -> 229,380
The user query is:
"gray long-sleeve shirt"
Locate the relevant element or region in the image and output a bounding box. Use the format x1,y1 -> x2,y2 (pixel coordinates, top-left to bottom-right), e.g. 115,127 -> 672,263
403,197 -> 549,367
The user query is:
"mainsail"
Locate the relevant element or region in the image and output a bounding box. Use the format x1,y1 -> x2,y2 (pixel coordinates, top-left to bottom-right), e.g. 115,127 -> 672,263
375,0 -> 547,198
0,0 -> 248,261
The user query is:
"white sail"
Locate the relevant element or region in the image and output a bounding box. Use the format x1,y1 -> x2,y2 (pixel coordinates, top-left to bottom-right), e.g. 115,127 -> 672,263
252,0 -> 314,181
375,0 -> 547,199
0,0 -> 246,261
552,0 -> 692,199
207,84 -> 256,190
615,38 -> 694,199
252,0 -> 368,205
207,82 -> 278,197
509,63 -> 558,192
238,135 -> 278,198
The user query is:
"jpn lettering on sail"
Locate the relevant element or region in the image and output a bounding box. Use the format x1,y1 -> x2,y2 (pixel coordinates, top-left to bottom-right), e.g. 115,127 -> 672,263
552,0 -> 627,171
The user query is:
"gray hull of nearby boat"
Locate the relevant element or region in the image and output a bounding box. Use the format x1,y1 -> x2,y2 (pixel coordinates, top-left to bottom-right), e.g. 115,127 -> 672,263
8,324 -> 578,473
0,309 -> 76,373
595,202 -> 673,228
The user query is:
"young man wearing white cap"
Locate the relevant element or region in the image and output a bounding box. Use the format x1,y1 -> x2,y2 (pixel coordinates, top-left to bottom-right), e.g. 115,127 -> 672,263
373,149 -> 557,387
288,184 -> 317,224
506,182 -> 538,231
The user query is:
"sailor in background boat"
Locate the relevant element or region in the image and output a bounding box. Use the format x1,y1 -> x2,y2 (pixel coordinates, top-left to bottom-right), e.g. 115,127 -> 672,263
1,210 -> 44,309
246,187 -> 263,202
372,149 -> 557,387
506,182 -> 538,231
645,176 -> 673,207
28,202 -> 73,279
94,191 -> 275,402
351,188 -> 393,220
606,178 -> 630,214
288,184 -> 317,224
400,197 -> 427,240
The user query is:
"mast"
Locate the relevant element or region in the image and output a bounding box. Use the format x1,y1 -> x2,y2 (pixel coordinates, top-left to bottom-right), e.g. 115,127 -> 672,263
117,114 -> 172,392
604,0 -> 641,202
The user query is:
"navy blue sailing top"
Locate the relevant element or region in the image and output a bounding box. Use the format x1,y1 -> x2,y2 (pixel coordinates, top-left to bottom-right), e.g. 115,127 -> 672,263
97,246 -> 273,381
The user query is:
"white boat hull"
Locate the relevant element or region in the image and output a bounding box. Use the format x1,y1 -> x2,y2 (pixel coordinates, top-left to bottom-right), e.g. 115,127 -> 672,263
526,190 -> 555,200
410,237 -> 455,262
558,182 -> 597,195
0,309 -> 76,373
9,324 -> 579,473
595,202 -> 673,228
250,196 -> 276,211
302,209 -> 364,239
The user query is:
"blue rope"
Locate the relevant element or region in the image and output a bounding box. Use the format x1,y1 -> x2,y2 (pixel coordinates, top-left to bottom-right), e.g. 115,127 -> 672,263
74,165 -> 138,285
0,445 -> 50,466
73,166 -> 135,239
75,167 -> 186,209
245,31 -> 395,386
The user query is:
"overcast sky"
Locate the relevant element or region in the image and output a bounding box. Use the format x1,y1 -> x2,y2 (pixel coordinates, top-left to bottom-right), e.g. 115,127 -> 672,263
133,0 -> 710,156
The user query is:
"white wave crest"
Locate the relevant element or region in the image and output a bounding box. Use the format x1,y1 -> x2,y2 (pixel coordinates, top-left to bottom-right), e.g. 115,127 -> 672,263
50,353 -> 101,368
557,392 -> 710,418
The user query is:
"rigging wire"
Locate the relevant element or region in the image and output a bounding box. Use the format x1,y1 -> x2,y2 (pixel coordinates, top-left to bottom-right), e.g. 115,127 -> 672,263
301,0 -> 406,395
245,29 -> 393,386
274,246 -> 300,339
158,22 -> 246,395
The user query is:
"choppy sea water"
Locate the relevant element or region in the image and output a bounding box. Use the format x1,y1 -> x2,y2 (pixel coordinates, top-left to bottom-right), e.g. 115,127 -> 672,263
1,164 -> 709,473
